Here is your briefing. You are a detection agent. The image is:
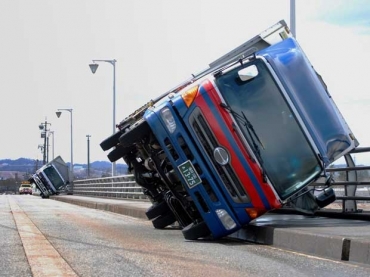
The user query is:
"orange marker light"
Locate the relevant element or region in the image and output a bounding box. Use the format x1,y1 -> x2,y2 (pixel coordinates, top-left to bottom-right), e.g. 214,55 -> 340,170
181,85 -> 199,107
245,208 -> 266,220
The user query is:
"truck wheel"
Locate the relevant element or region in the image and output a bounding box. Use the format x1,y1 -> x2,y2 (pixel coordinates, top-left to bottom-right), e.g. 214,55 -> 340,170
107,145 -> 135,162
146,201 -> 171,220
100,131 -> 122,151
119,120 -> 151,148
182,221 -> 211,240
152,212 -> 176,229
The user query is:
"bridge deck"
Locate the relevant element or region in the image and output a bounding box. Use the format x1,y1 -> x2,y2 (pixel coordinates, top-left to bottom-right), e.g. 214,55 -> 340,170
51,195 -> 370,265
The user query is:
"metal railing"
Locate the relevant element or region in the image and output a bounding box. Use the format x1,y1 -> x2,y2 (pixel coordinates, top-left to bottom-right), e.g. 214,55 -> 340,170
73,175 -> 148,201
317,147 -> 370,213
71,147 -> 370,213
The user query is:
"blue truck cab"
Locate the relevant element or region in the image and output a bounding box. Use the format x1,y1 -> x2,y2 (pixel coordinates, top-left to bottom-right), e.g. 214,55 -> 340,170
100,20 -> 358,240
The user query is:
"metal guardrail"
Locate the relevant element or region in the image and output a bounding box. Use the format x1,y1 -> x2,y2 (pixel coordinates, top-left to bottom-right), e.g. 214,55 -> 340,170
72,147 -> 370,213
312,147 -> 370,213
73,175 -> 148,201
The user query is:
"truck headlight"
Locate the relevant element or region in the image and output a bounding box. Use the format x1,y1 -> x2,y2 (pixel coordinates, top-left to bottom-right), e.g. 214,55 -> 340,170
160,107 -> 176,133
215,209 -> 236,230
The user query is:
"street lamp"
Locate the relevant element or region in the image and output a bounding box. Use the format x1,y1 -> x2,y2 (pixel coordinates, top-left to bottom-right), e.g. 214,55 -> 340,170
56,108 -> 74,182
86,135 -> 91,178
290,0 -> 296,37
89,59 -> 117,176
48,131 -> 55,160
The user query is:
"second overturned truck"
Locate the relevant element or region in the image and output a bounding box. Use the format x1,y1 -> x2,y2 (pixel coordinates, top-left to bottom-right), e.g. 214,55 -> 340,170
29,156 -> 71,198
101,20 -> 358,240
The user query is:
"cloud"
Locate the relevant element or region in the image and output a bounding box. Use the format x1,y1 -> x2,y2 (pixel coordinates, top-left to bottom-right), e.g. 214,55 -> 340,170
301,0 -> 370,34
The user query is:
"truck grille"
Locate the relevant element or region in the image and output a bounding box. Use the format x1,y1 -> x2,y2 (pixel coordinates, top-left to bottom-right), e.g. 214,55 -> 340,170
190,109 -> 250,203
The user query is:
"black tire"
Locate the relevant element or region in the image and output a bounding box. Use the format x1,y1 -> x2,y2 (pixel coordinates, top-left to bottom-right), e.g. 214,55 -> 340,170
107,147 -> 123,162
152,212 -> 176,229
119,120 -> 151,148
146,201 -> 171,220
107,145 -> 134,162
182,221 -> 211,240
100,131 -> 122,151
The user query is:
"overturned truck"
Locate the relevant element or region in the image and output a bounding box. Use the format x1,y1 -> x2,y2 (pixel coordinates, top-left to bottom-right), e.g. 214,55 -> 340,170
29,156 -> 71,198
101,20 -> 358,240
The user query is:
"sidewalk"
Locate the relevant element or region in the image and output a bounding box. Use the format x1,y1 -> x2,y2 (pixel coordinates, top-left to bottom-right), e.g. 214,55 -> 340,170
51,195 -> 370,265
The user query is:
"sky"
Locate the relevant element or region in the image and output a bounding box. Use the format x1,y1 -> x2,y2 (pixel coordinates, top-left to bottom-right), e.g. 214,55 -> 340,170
1,0 -> 370,165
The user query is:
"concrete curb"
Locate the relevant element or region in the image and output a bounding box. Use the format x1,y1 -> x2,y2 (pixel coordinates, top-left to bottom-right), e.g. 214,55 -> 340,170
229,224 -> 370,265
230,226 -> 348,261
349,239 -> 370,264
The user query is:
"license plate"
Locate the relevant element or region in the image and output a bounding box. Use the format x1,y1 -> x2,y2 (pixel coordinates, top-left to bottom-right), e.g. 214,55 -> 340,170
178,160 -> 202,189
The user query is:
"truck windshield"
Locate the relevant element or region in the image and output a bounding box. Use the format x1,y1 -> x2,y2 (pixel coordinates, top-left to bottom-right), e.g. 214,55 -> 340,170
215,59 -> 322,200
43,165 -> 64,189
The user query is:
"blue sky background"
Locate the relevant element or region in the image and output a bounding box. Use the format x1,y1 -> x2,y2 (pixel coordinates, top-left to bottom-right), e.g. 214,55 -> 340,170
1,0 -> 370,165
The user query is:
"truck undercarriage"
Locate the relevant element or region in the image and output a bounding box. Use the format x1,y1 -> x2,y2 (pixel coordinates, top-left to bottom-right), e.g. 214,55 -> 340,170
101,115 -> 211,240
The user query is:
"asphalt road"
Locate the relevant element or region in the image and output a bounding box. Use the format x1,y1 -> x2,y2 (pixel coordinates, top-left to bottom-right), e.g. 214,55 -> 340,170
2,195 -> 370,277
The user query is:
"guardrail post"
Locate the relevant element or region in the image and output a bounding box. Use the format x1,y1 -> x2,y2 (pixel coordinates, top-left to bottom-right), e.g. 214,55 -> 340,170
344,153 -> 358,212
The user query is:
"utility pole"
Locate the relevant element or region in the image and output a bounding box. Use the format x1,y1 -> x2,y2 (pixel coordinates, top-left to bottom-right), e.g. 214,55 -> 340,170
39,119 -> 51,165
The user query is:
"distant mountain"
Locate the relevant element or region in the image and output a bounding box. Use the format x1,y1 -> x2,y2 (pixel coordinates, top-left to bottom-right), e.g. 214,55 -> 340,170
0,158 -> 127,173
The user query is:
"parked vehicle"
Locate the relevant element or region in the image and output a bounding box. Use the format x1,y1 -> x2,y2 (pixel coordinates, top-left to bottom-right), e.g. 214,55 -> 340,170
19,181 -> 33,195
29,156 -> 71,198
100,20 -> 358,240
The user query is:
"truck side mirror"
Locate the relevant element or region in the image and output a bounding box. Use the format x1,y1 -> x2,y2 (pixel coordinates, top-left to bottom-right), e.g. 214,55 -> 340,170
315,187 -> 336,208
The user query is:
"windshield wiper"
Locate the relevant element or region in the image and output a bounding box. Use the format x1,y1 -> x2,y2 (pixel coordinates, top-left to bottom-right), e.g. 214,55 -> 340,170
220,103 -> 267,182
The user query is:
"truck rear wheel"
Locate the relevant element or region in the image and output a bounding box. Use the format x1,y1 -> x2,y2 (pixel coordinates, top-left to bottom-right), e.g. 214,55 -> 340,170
119,120 -> 150,148
100,131 -> 122,151
107,145 -> 135,162
182,221 -> 211,240
146,201 -> 171,220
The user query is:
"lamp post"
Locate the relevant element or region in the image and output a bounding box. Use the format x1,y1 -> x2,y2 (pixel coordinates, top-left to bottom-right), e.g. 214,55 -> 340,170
290,0 -> 296,37
56,109 -> 74,181
39,120 -> 51,165
86,135 -> 91,178
48,131 -> 55,160
89,59 -> 117,176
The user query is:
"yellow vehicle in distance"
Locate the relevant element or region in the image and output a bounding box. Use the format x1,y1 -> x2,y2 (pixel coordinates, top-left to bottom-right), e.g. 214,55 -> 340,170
19,181 -> 33,195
